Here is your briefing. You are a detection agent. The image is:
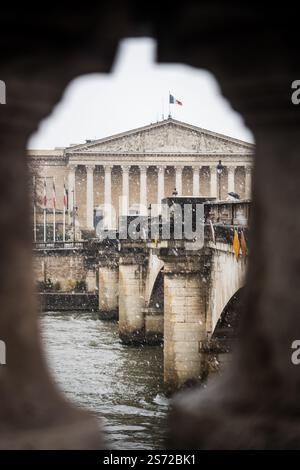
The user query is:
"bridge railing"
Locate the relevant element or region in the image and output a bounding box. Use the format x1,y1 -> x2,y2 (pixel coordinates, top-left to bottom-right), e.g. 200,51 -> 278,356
33,202 -> 251,249
33,237 -> 119,251
33,241 -> 87,250
204,200 -> 251,226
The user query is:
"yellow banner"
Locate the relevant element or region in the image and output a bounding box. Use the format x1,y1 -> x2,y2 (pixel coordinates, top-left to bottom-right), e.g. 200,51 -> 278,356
233,229 -> 240,259
241,230 -> 247,257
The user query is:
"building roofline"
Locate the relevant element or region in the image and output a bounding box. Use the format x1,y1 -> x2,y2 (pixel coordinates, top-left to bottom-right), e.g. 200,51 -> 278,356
64,117 -> 254,153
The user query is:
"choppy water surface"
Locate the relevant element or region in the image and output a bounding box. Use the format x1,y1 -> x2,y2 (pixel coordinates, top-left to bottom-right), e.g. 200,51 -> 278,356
40,312 -> 169,449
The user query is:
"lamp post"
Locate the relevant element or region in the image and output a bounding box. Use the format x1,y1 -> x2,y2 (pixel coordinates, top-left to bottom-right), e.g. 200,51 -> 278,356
72,188 -> 77,243
216,159 -> 224,201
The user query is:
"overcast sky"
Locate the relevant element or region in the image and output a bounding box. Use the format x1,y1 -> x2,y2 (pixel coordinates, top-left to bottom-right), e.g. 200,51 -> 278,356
28,38 -> 254,149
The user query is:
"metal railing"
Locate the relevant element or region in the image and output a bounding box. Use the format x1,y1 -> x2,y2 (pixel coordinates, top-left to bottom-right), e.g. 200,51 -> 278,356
33,201 -> 251,248
33,241 -> 86,250
204,200 -> 251,226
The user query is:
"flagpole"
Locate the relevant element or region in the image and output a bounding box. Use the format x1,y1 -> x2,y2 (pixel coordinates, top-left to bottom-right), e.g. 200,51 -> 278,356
73,183 -> 77,242
53,178 -> 56,242
72,189 -> 75,243
63,205 -> 65,242
33,176 -> 37,243
43,208 -> 46,243
63,178 -> 66,242
33,204 -> 37,242
68,187 -> 71,225
53,207 -> 56,242
168,90 -> 171,118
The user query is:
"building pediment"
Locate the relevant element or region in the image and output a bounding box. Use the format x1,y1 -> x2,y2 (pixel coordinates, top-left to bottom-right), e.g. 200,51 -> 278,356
65,118 -> 254,155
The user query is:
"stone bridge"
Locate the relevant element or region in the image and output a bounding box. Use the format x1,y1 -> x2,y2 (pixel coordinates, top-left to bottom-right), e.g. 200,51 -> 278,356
32,200 -> 249,391
33,200 -> 249,390
98,200 -> 250,390
1,2 -> 297,449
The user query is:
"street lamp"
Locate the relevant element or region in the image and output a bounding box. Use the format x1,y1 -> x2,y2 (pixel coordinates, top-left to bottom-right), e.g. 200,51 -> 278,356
216,159 -> 224,200
72,188 -> 78,243
73,206 -> 78,243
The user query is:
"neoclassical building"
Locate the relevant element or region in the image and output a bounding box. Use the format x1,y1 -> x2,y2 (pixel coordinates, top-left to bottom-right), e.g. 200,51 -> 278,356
28,118 -> 254,238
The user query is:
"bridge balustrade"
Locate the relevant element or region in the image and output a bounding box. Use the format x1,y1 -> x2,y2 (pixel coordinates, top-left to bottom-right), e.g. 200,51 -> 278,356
204,201 -> 251,226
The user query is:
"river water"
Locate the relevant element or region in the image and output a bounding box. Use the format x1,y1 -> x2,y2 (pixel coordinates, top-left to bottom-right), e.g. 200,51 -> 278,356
40,312 -> 169,450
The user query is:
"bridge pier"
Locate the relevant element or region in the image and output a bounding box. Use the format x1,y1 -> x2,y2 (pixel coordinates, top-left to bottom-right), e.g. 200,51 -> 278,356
200,339 -> 233,385
118,244 -> 146,344
98,250 -> 119,320
160,250 -> 209,391
143,307 -> 164,344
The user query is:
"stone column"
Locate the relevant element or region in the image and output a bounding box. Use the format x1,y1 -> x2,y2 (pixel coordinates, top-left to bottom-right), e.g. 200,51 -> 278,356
68,164 -> 76,224
192,166 -> 200,196
139,166 -> 147,215
86,165 -> 95,229
104,164 -> 112,228
210,165 -> 217,198
161,253 -> 207,391
175,166 -> 183,195
121,165 -> 130,216
245,166 -> 252,199
227,165 -> 235,194
157,166 -> 165,212
118,247 -> 146,344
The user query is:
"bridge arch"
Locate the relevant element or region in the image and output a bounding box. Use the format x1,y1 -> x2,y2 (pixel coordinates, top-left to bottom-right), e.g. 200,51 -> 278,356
148,270 -> 164,312
144,251 -> 164,307
208,245 -> 247,334
203,287 -> 245,382
143,253 -> 164,344
211,287 -> 244,344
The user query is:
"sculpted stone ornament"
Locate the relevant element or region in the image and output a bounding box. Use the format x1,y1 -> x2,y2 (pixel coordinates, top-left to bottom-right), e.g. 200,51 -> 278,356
66,119 -> 253,155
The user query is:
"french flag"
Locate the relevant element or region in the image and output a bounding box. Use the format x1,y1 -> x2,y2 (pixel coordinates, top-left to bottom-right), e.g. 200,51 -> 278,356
43,178 -> 47,209
63,179 -> 68,209
169,93 -> 183,106
52,179 -> 56,210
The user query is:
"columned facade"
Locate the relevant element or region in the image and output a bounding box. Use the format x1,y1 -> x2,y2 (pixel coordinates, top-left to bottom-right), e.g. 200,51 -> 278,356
175,166 -> 183,195
210,166 -> 217,198
193,166 -> 200,196
121,165 -> 130,216
68,164 -> 76,224
157,166 -> 165,209
104,165 -> 112,228
227,166 -> 235,194
29,118 -> 254,238
63,161 -> 252,232
245,165 -> 252,199
86,165 -> 95,229
139,166 -> 147,215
